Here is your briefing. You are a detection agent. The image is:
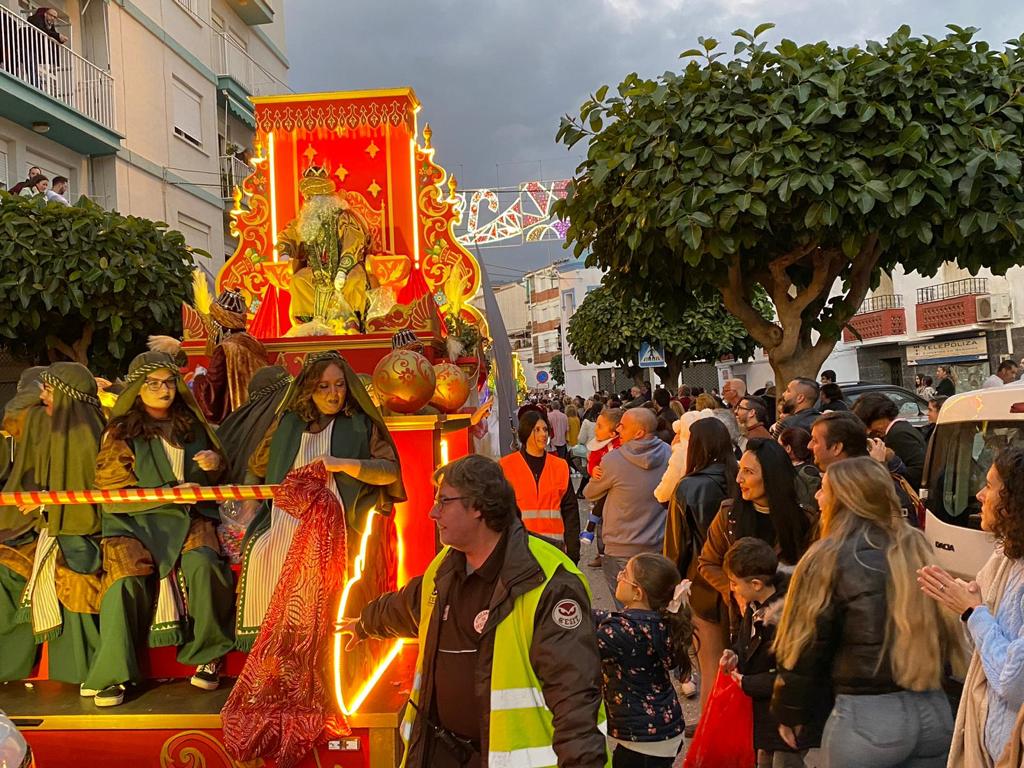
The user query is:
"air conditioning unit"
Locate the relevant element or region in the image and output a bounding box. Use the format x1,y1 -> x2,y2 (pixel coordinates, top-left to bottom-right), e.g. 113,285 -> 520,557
977,293 -> 1013,322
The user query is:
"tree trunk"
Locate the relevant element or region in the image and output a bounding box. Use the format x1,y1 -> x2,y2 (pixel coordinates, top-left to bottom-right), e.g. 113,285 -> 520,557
661,356 -> 685,393
714,237 -> 882,391
46,323 -> 93,365
767,341 -> 835,389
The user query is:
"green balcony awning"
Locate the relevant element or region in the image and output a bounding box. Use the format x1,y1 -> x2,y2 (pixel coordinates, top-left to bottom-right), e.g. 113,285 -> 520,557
0,71 -> 122,156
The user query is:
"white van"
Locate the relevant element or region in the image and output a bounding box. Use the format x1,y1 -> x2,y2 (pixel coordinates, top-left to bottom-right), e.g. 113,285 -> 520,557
920,386 -> 1024,579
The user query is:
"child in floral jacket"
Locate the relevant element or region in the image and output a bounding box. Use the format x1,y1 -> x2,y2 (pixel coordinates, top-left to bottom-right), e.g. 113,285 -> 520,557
594,553 -> 692,767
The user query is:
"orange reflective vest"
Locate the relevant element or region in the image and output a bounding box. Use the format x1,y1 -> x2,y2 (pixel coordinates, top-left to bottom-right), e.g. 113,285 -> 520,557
499,451 -> 569,540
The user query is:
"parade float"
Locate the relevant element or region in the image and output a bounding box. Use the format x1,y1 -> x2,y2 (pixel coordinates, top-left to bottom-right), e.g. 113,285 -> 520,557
4,88 -> 491,768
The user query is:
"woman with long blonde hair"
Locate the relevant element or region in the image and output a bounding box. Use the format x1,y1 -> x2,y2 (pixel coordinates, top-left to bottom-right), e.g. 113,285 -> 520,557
772,456 -> 965,767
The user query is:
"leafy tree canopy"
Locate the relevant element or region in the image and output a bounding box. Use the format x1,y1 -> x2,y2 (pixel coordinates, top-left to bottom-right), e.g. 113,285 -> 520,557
567,281 -> 768,388
0,194 -> 202,375
555,24 -> 1024,381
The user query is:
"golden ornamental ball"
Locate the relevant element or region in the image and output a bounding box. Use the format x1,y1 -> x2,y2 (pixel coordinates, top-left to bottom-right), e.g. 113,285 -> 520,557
372,349 -> 437,414
430,363 -> 471,413
357,373 -> 380,408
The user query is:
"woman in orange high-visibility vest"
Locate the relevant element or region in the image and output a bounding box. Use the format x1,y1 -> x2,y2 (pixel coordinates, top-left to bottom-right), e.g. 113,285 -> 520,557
499,411 -> 580,563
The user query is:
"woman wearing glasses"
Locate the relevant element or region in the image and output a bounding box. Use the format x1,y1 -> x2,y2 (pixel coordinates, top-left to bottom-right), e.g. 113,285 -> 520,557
82,351 -> 233,707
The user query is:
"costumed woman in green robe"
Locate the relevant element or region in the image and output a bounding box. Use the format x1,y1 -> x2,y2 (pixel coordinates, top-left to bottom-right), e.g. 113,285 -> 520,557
16,363 -> 106,693
0,366 -> 48,681
215,365 -> 292,485
238,351 -> 404,685
83,351 -> 234,707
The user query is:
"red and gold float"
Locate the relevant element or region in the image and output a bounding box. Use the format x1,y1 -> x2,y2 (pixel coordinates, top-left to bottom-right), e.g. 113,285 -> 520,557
9,88 -> 488,768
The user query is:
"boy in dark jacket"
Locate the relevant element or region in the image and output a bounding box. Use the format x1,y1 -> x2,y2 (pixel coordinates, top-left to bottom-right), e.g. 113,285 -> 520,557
720,538 -> 810,768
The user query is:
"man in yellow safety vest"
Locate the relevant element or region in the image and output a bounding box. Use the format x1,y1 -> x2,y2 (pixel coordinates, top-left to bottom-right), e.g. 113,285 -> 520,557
340,454 -> 608,768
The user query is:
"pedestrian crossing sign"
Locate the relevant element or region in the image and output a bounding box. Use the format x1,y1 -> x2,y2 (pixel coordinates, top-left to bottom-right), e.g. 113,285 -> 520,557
638,342 -> 665,368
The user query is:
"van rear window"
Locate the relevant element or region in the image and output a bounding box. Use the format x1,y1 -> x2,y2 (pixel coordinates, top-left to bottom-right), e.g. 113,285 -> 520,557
926,421 -> 1024,530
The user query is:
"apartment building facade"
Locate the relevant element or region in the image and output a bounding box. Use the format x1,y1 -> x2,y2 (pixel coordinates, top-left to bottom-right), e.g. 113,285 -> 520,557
0,0 -> 289,278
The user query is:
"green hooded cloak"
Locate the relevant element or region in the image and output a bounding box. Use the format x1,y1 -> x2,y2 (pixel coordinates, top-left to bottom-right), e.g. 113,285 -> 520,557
0,367 -> 50,540
215,365 -> 291,485
39,363 -> 105,537
99,352 -> 223,578
252,351 -> 405,536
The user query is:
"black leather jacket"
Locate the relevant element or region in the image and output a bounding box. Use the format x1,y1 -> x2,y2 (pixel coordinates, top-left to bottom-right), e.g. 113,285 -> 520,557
771,523 -> 901,728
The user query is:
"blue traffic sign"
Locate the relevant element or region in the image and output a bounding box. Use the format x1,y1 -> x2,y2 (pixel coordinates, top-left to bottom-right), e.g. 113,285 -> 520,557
638,341 -> 666,368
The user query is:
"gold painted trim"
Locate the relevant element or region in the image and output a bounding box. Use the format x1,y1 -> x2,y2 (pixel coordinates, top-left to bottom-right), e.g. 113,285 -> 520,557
386,123 -> 395,254
10,710 -> 400,730
385,414 -> 471,432
261,336 -> 442,353
252,88 -> 420,109
182,335 -> 447,354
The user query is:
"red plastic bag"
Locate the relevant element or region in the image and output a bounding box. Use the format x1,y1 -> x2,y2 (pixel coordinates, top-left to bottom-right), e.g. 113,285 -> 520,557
683,670 -> 755,768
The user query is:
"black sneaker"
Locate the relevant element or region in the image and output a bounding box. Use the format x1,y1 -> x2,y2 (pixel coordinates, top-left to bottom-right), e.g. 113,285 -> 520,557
190,659 -> 223,691
94,684 -> 125,707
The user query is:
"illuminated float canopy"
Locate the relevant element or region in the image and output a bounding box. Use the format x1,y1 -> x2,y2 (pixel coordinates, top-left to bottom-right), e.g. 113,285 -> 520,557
183,88 -> 485,718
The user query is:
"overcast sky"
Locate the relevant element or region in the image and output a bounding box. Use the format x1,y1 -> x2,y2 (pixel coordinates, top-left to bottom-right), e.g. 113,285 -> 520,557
284,1 -> 1024,281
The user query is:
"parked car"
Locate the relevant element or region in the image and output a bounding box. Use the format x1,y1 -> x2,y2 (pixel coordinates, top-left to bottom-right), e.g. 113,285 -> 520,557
836,382 -> 930,429
918,386 -> 1024,579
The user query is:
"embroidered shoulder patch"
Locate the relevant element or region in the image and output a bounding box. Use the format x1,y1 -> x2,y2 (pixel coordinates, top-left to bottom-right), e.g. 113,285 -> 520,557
473,609 -> 489,634
551,599 -> 582,630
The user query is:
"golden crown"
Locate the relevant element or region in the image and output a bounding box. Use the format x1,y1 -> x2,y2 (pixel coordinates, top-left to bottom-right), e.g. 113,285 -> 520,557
299,164 -> 336,197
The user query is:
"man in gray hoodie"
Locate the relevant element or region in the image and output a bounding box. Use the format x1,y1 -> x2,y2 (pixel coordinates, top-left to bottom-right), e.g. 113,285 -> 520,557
583,407 -> 671,597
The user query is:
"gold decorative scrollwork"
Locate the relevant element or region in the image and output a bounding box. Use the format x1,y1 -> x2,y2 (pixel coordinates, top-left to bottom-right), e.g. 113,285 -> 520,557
218,158 -> 273,306
413,144 -> 481,305
159,730 -> 263,768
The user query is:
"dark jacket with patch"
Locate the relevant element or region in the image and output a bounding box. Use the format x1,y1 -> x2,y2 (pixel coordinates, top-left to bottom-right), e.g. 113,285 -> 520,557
356,519 -> 606,768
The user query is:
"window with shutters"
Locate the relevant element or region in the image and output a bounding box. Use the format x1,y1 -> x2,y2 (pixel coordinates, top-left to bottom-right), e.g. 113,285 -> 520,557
0,148 -> 8,191
172,78 -> 203,149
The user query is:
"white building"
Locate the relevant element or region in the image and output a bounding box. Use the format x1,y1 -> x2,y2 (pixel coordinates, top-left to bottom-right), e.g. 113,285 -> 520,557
524,263 -> 561,389
472,280 -> 534,384
0,0 -> 289,278
718,261 -> 1024,392
559,262 -> 603,395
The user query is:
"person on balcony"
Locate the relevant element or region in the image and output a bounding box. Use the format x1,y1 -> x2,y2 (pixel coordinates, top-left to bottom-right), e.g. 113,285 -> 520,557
27,8 -> 66,45
21,8 -> 65,88
44,175 -> 69,206
8,166 -> 42,196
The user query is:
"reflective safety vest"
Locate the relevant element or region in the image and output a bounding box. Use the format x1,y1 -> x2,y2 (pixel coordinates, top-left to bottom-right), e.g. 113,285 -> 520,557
398,537 -> 609,768
499,452 -> 569,540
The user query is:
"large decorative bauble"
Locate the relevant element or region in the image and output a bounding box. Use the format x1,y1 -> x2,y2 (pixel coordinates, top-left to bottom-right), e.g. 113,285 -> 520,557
357,373 -> 380,408
372,350 -> 436,414
430,363 -> 471,413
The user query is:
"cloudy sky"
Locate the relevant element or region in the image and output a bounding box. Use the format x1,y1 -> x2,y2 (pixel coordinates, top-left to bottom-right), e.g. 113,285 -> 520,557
284,1 -> 1024,281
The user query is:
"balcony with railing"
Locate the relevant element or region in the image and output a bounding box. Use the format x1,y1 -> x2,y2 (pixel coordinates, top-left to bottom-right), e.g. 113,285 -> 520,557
916,278 -> 988,331
225,0 -> 274,26
213,32 -> 288,128
0,4 -> 119,155
219,154 -> 251,201
842,293 -> 907,343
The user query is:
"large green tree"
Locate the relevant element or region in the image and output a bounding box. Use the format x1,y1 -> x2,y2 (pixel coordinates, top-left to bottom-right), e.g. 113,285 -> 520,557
556,24 -> 1024,383
567,282 -> 765,389
0,194 -> 202,374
